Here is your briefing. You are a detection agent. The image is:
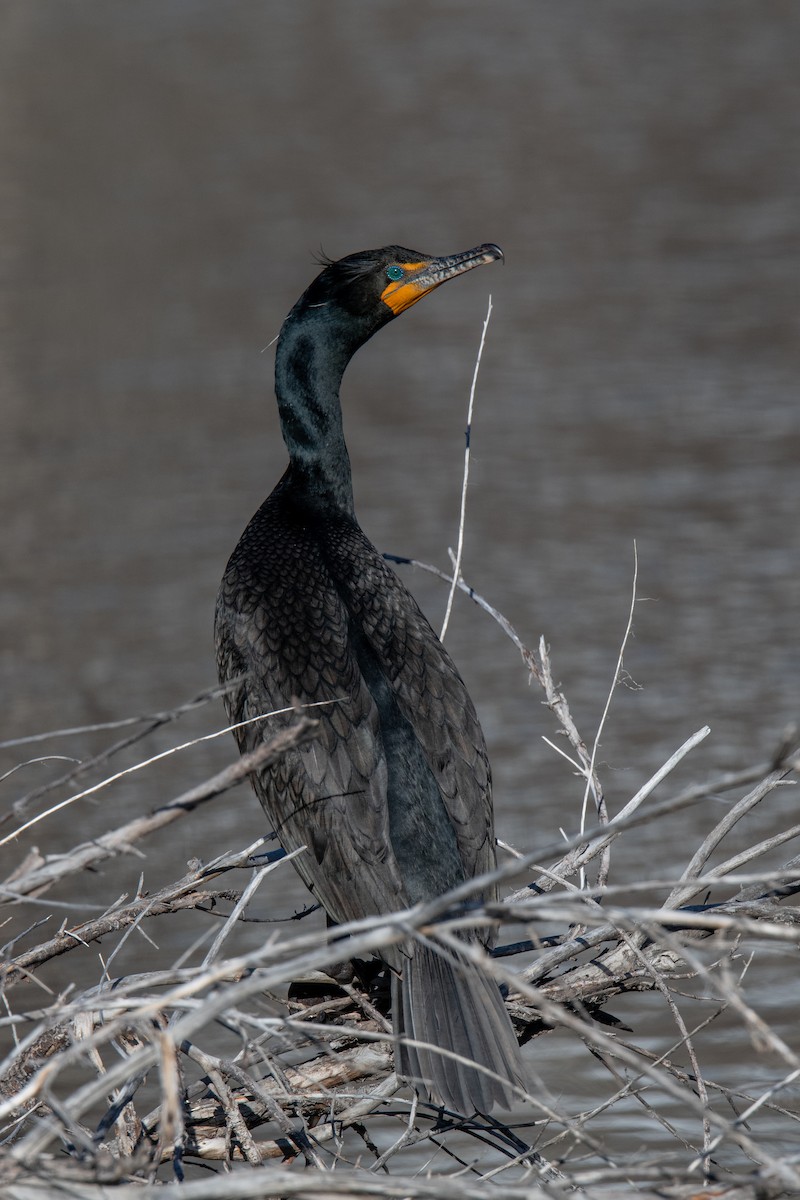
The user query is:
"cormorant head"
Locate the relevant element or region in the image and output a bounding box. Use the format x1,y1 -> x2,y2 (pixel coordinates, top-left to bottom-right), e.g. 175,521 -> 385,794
299,243 -> 504,334
273,243 -> 504,504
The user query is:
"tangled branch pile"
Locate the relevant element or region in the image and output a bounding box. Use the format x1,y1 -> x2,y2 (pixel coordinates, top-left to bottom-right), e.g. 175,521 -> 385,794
1,602 -> 799,1200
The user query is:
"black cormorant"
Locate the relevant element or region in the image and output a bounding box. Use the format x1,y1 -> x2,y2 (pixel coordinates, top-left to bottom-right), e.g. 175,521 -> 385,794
215,244 -> 524,1112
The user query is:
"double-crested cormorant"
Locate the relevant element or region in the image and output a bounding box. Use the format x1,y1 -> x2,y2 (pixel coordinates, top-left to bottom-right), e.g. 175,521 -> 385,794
215,244 -> 524,1112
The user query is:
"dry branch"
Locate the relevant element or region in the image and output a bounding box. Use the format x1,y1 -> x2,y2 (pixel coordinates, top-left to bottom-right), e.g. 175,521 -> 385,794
1,717 -> 317,901
1,631 -> 799,1197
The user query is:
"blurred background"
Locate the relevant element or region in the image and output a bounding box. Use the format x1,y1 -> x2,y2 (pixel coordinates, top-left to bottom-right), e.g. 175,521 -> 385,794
2,0 -> 799,1151
3,0 -> 800,862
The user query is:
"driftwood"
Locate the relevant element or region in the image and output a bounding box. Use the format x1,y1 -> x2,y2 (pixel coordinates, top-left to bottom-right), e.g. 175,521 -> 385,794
1,586 -> 799,1199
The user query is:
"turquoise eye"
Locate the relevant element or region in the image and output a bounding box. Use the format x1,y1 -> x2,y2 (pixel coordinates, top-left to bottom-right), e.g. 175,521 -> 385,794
386,265 -> 404,281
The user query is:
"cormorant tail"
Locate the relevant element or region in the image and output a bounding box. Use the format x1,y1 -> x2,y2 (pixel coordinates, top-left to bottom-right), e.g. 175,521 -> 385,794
393,941 -> 524,1113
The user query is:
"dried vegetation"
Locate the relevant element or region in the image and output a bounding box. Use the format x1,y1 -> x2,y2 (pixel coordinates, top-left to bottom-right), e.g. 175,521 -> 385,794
1,568 -> 799,1200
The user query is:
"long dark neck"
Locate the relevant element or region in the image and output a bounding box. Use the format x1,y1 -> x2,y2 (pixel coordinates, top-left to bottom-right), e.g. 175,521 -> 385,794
274,307 -> 364,514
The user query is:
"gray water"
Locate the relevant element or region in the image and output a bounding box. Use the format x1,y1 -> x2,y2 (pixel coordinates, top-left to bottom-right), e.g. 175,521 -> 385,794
1,0 -> 799,1166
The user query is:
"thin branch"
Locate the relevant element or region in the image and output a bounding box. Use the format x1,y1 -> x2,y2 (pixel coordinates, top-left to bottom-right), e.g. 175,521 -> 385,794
1,681 -> 241,822
1,717 -> 317,899
440,294 -> 492,642
1,705 -> 329,850
579,541 -> 638,889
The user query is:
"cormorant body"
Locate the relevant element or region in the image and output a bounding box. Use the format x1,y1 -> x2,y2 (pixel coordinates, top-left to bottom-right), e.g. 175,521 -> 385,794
215,244 -> 524,1111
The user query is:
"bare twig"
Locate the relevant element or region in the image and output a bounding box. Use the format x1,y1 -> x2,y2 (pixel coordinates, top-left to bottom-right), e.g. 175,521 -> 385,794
1,717 -> 318,899
440,295 -> 492,642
